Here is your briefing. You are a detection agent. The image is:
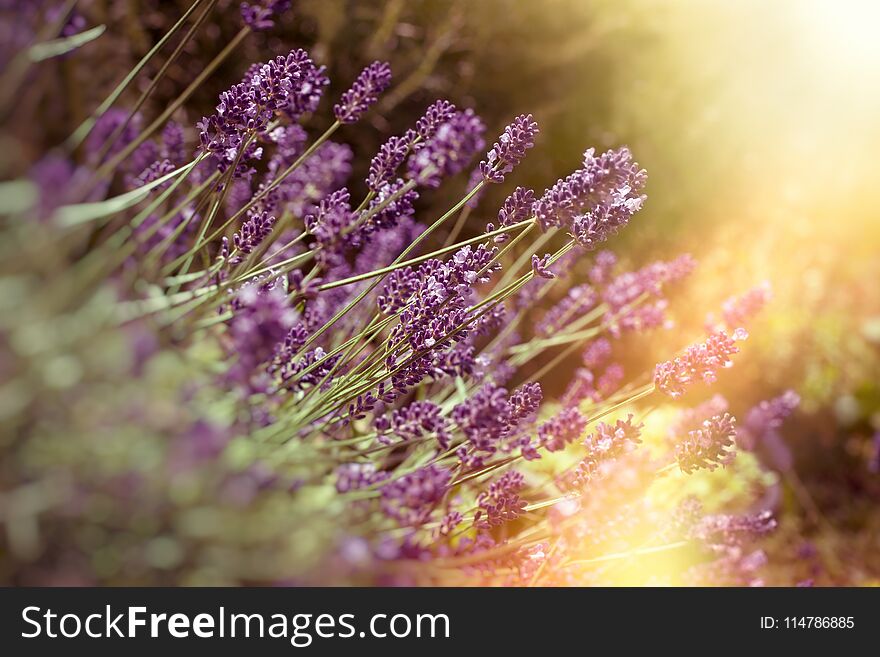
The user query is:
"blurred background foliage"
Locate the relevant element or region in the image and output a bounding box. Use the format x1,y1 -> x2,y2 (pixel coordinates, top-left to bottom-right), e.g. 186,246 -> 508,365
1,0 -> 878,583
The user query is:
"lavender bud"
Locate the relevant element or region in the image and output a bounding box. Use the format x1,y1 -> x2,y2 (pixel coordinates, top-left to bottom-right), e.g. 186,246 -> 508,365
479,113 -> 539,183
333,61 -> 392,124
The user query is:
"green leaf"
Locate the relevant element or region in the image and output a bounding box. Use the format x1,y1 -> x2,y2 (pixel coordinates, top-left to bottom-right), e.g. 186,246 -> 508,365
53,160 -> 197,228
28,25 -> 107,62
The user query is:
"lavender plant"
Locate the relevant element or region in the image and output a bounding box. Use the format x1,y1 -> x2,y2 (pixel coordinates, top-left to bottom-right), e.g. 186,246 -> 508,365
0,2 -> 798,586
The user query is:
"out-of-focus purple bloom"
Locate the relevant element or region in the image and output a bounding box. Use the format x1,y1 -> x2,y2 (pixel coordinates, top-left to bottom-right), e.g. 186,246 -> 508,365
676,412 -> 737,474
378,400 -> 452,450
603,254 -> 696,335
561,368 -> 596,408
691,509 -> 777,548
407,109 -> 486,188
335,463 -> 389,493
582,338 -> 612,368
354,216 -> 423,276
536,283 -> 597,337
133,207 -> 198,263
479,114 -> 539,183
226,284 -> 298,387
333,61 -> 392,124
654,329 -> 747,398
739,390 -> 800,450
380,464 -> 450,526
464,167 -> 487,209
596,363 -> 624,398
534,147 -> 646,248
173,420 -> 231,467
160,121 -> 187,164
270,140 -> 352,218
588,250 -> 617,285
669,394 -> 730,439
85,109 -> 141,165
29,155 -> 86,219
706,281 -> 773,332
240,0 -> 291,31
538,407 -> 588,452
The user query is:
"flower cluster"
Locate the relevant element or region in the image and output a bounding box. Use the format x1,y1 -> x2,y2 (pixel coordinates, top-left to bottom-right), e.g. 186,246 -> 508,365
479,114 -> 539,183
533,147 -> 647,248
675,413 -> 737,474
654,329 -> 748,398
241,1 -> 291,31
407,109 -> 486,188
333,61 -> 392,124
380,465 -> 451,526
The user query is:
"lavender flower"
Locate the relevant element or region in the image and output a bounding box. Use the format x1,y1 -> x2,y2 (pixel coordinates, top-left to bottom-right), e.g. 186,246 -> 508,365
475,471 -> 527,528
488,187 -> 535,243
226,285 -> 298,387
304,188 -> 353,260
333,61 -> 392,124
407,109 -> 486,188
479,114 -> 539,183
536,284 -> 597,336
603,254 -> 696,335
588,250 -> 618,285
582,338 -> 612,368
378,400 -> 452,450
270,140 -> 352,217
574,414 -> 643,484
692,510 -> 777,547
538,407 -> 588,452
199,51 -> 314,174
160,121 -> 187,164
452,383 -> 513,458
240,0 -> 291,31
534,147 -> 647,247
407,99 -> 457,148
380,465 -> 450,526
706,282 -> 773,332
738,390 -> 800,451
654,329 -> 748,398
531,254 -> 556,279
228,209 -> 276,264
676,413 -> 737,474
352,178 -> 419,246
367,135 -> 409,192
335,463 -> 389,493
85,109 -> 140,164
278,49 -> 329,120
